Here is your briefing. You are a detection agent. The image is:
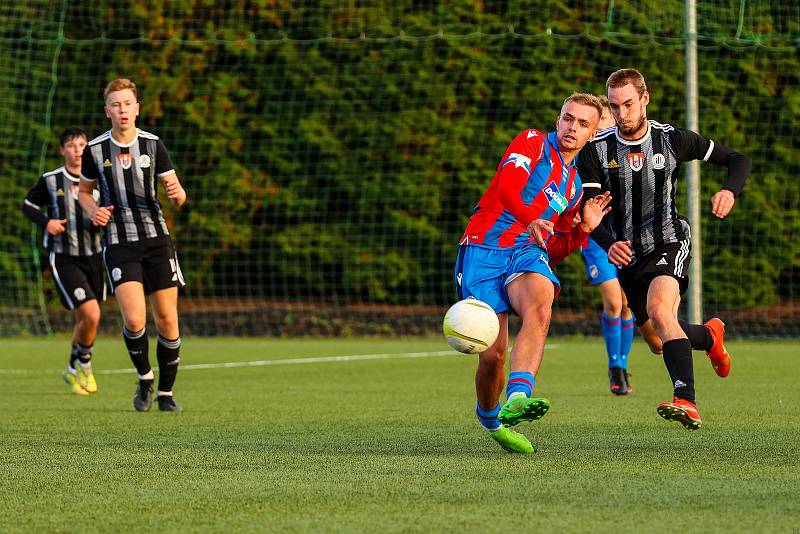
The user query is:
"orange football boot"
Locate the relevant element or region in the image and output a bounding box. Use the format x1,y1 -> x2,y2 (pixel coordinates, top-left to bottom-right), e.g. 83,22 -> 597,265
705,318 -> 730,377
657,397 -> 702,430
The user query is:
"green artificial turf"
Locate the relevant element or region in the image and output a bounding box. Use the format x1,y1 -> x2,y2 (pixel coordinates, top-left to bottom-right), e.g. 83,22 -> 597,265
1,336 -> 798,532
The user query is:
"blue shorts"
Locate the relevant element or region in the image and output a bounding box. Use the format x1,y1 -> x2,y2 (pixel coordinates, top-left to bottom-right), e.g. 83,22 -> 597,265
454,244 -> 560,314
581,238 -> 618,285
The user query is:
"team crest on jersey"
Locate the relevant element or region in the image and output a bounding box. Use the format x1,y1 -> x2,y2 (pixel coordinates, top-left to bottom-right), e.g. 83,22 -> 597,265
117,153 -> 133,170
627,152 -> 645,172
543,183 -> 568,215
569,181 -> 576,201
139,154 -> 151,168
653,153 -> 666,169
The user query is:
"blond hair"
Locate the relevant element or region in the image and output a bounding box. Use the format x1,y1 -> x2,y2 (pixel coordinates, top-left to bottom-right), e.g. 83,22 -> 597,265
606,68 -> 647,96
596,94 -> 611,112
104,78 -> 138,102
562,92 -> 603,121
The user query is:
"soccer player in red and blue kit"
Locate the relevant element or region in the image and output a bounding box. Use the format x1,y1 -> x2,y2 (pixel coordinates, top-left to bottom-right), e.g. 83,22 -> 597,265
454,93 -> 612,453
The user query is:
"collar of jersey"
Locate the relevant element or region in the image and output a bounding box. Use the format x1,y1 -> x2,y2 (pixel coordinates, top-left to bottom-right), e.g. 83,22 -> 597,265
62,167 -> 81,183
614,120 -> 651,146
109,128 -> 140,148
546,131 -> 576,168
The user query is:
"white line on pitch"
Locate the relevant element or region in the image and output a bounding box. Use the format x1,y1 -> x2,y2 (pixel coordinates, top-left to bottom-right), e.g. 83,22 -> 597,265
0,344 -> 559,376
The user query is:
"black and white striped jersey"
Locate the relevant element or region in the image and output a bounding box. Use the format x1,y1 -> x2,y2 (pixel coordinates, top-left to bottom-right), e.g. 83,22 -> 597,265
23,167 -> 103,256
81,128 -> 175,245
578,120 -> 749,257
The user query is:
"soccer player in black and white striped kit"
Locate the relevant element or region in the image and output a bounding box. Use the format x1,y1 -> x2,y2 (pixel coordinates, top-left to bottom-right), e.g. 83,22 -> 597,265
79,78 -> 187,412
23,127 -> 105,395
578,69 -> 751,430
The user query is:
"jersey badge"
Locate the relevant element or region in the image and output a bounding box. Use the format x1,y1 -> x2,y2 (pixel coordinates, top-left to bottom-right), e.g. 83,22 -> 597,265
606,159 -> 619,169
56,188 -> 65,196
653,153 -> 666,169
527,130 -> 538,139
117,153 -> 133,170
543,183 -> 568,215
139,154 -> 151,168
103,159 -> 112,167
628,152 -> 645,172
569,181 -> 576,201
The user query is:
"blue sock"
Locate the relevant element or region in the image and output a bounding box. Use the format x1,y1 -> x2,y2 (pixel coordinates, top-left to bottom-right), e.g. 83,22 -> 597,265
620,316 -> 635,370
601,312 -> 622,369
476,402 -> 501,431
506,371 -> 534,399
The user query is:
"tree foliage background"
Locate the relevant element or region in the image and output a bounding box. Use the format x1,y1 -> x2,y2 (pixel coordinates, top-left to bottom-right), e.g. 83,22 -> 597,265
1,1 -> 798,336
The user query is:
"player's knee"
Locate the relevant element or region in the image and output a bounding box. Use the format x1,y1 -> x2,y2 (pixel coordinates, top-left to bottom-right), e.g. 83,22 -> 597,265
603,296 -> 623,317
80,304 -> 101,327
479,346 -> 506,372
521,304 -> 551,330
646,306 -> 674,333
154,314 -> 179,337
123,315 -> 147,333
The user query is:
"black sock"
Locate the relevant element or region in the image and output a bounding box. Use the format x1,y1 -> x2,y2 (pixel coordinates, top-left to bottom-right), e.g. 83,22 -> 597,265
123,326 -> 151,376
68,343 -> 78,369
156,335 -> 181,394
678,320 -> 712,351
662,338 -> 695,403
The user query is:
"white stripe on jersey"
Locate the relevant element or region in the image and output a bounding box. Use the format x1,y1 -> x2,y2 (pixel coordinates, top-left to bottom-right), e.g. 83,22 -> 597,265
88,130 -> 111,146
703,139 -> 715,161
137,129 -> 160,140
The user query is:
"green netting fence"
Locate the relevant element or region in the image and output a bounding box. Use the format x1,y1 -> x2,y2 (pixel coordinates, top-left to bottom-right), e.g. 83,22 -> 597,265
1,1 -> 798,337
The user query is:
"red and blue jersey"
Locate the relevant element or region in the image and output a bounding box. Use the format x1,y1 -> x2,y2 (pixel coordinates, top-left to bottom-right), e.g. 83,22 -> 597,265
460,130 -> 584,249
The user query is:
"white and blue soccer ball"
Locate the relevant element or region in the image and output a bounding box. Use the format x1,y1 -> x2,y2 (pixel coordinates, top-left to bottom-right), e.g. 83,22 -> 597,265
442,298 -> 500,354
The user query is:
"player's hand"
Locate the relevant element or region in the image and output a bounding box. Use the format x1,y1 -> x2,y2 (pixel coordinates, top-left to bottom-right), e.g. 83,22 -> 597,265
578,192 -> 612,233
46,219 -> 67,236
608,240 -> 633,267
163,174 -> 186,207
710,189 -> 735,218
92,205 -> 114,227
527,218 -> 554,248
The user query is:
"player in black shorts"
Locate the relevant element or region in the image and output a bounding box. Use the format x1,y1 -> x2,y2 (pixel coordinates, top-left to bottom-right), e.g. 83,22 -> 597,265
23,127 -> 105,395
78,78 -> 188,412
579,69 -> 751,430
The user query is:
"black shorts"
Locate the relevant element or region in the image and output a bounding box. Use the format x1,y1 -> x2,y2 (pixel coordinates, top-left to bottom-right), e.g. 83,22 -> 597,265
618,241 -> 691,326
104,236 -> 185,295
49,252 -> 107,310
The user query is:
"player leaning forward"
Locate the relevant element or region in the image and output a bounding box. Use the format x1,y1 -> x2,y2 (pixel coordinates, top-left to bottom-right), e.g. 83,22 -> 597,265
579,68 -> 751,430
455,93 -> 612,453
79,78 -> 188,412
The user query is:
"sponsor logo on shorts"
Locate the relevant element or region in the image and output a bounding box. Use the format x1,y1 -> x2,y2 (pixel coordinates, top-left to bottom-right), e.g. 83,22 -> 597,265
589,265 -> 599,279
111,267 -> 122,281
73,287 -> 86,301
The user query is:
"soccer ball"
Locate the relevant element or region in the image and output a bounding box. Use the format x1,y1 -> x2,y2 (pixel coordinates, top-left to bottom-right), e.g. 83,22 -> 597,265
442,298 -> 500,354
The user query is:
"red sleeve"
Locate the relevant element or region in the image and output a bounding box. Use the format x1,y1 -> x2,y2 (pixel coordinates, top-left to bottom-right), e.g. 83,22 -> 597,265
496,132 -> 546,227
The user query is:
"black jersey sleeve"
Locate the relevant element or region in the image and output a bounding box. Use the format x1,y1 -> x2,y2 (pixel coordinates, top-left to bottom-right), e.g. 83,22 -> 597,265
670,127 -> 750,196
577,143 -> 615,251
155,140 -> 175,176
22,175 -> 50,227
81,146 -> 101,181
576,143 -> 605,197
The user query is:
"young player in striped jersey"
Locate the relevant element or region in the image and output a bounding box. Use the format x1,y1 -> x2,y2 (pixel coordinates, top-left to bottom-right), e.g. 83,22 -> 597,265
78,78 -> 187,413
579,68 -> 751,430
23,127 -> 105,395
580,96 -> 637,395
455,93 -> 612,453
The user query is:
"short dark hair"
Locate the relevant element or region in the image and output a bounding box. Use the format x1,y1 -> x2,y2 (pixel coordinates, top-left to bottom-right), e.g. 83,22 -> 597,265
59,127 -> 87,147
606,68 -> 647,96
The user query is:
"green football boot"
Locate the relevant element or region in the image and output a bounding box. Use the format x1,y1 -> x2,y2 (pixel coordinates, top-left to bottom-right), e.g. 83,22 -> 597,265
488,426 -> 535,453
498,395 -> 550,427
